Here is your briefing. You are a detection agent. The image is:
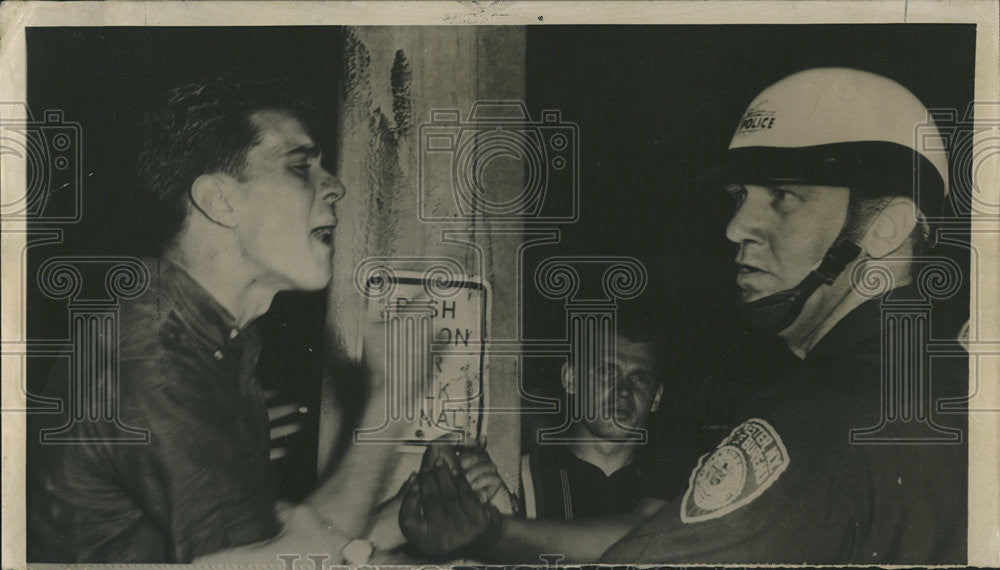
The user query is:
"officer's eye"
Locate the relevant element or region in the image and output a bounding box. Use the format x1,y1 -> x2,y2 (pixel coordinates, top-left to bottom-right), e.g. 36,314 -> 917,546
290,163 -> 310,176
725,185 -> 746,205
770,187 -> 804,210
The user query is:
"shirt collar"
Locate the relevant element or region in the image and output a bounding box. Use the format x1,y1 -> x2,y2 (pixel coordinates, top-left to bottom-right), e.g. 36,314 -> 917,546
807,283 -> 920,359
148,257 -> 249,354
543,444 -> 637,478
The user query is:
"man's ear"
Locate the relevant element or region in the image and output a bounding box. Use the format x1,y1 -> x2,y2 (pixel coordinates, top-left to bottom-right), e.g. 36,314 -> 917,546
862,197 -> 918,259
650,384 -> 664,413
560,362 -> 576,395
189,174 -> 238,228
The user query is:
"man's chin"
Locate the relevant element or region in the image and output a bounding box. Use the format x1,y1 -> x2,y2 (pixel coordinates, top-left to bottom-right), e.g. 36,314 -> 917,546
738,283 -> 782,303
584,417 -> 644,439
739,287 -> 763,303
304,256 -> 335,290
313,274 -> 334,290
605,423 -> 645,440
736,272 -> 782,302
295,270 -> 333,292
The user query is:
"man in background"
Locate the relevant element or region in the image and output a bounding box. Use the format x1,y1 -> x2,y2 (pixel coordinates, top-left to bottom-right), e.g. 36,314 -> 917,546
399,305 -> 692,562
519,310 -> 686,521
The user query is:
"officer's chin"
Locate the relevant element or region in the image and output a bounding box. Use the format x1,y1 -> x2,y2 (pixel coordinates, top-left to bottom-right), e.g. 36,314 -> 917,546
737,285 -> 765,303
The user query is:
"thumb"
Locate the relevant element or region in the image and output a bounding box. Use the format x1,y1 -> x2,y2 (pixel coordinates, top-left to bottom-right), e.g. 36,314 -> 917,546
399,473 -> 423,526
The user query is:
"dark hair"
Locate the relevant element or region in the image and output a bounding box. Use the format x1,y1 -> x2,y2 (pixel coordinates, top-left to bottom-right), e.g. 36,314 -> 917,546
613,296 -> 676,378
137,72 -> 320,253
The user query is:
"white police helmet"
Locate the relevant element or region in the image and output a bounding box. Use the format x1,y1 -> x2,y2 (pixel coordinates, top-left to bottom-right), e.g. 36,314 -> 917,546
726,67 -> 948,218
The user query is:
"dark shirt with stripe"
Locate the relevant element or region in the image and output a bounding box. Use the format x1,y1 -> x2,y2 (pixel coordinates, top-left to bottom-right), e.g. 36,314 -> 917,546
520,444 -> 680,520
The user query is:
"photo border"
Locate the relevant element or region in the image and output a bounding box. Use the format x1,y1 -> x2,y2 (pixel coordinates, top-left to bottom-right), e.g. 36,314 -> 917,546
2,2 -> 997,567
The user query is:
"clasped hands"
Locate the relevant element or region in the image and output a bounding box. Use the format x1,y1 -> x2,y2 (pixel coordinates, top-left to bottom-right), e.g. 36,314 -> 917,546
398,438 -> 505,559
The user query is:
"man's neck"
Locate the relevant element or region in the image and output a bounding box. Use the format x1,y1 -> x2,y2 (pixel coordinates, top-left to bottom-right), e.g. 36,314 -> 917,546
780,262 -> 911,359
568,425 -> 636,477
164,238 -> 278,328
780,289 -> 860,359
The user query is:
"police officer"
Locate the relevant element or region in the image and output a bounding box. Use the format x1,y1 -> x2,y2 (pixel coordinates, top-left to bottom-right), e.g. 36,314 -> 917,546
397,67 -> 968,565
600,67 -> 967,564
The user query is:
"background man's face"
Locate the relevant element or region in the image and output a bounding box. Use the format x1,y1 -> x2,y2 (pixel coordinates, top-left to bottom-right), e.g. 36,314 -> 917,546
576,336 -> 662,440
725,183 -> 849,302
229,109 -> 345,291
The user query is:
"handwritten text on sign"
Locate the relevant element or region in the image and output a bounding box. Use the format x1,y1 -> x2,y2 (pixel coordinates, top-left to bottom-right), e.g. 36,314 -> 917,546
365,272 -> 490,446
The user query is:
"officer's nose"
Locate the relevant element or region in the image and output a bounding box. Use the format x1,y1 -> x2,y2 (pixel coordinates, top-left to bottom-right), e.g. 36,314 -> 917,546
318,169 -> 346,206
725,188 -> 767,246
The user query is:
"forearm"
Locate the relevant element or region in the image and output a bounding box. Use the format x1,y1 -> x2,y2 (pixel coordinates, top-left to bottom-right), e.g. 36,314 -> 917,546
305,384 -> 406,538
192,504 -> 350,565
480,500 -> 666,564
365,493 -> 407,551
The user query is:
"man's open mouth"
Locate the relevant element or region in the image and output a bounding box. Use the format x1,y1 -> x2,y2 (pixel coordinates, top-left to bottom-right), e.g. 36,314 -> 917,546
310,225 -> 336,246
737,263 -> 765,275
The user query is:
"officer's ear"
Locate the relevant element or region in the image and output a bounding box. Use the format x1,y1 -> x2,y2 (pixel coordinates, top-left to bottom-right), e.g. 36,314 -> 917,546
862,197 -> 918,259
560,362 -> 576,396
650,383 -> 664,413
190,173 -> 238,228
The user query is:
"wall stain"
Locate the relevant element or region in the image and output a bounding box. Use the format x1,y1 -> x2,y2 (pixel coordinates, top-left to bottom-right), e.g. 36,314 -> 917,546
390,49 -> 413,138
340,29 -> 414,258
341,28 -> 372,115
366,108 -> 405,256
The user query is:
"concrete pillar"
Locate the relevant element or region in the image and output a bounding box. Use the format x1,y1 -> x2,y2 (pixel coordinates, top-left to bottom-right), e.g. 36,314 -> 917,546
322,27 -> 526,503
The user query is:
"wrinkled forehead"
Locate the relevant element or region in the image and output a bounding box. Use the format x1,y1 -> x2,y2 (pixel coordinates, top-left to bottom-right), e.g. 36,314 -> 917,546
247,109 -> 319,160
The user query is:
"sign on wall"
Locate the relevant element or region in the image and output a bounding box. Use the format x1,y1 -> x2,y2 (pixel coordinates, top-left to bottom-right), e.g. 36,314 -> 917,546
358,267 -> 490,449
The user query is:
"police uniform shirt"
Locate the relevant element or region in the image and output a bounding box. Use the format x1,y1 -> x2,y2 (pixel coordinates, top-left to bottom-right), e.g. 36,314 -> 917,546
600,287 -> 967,565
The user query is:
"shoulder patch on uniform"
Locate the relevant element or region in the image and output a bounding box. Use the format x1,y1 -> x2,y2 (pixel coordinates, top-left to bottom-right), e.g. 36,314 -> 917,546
681,417 -> 789,524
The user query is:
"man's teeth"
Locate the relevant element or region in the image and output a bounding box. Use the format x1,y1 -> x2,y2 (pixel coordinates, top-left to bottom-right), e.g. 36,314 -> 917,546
312,228 -> 334,244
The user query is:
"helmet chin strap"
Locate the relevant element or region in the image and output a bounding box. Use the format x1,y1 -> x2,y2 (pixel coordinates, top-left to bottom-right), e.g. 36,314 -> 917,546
738,195 -> 890,335
738,240 -> 861,334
